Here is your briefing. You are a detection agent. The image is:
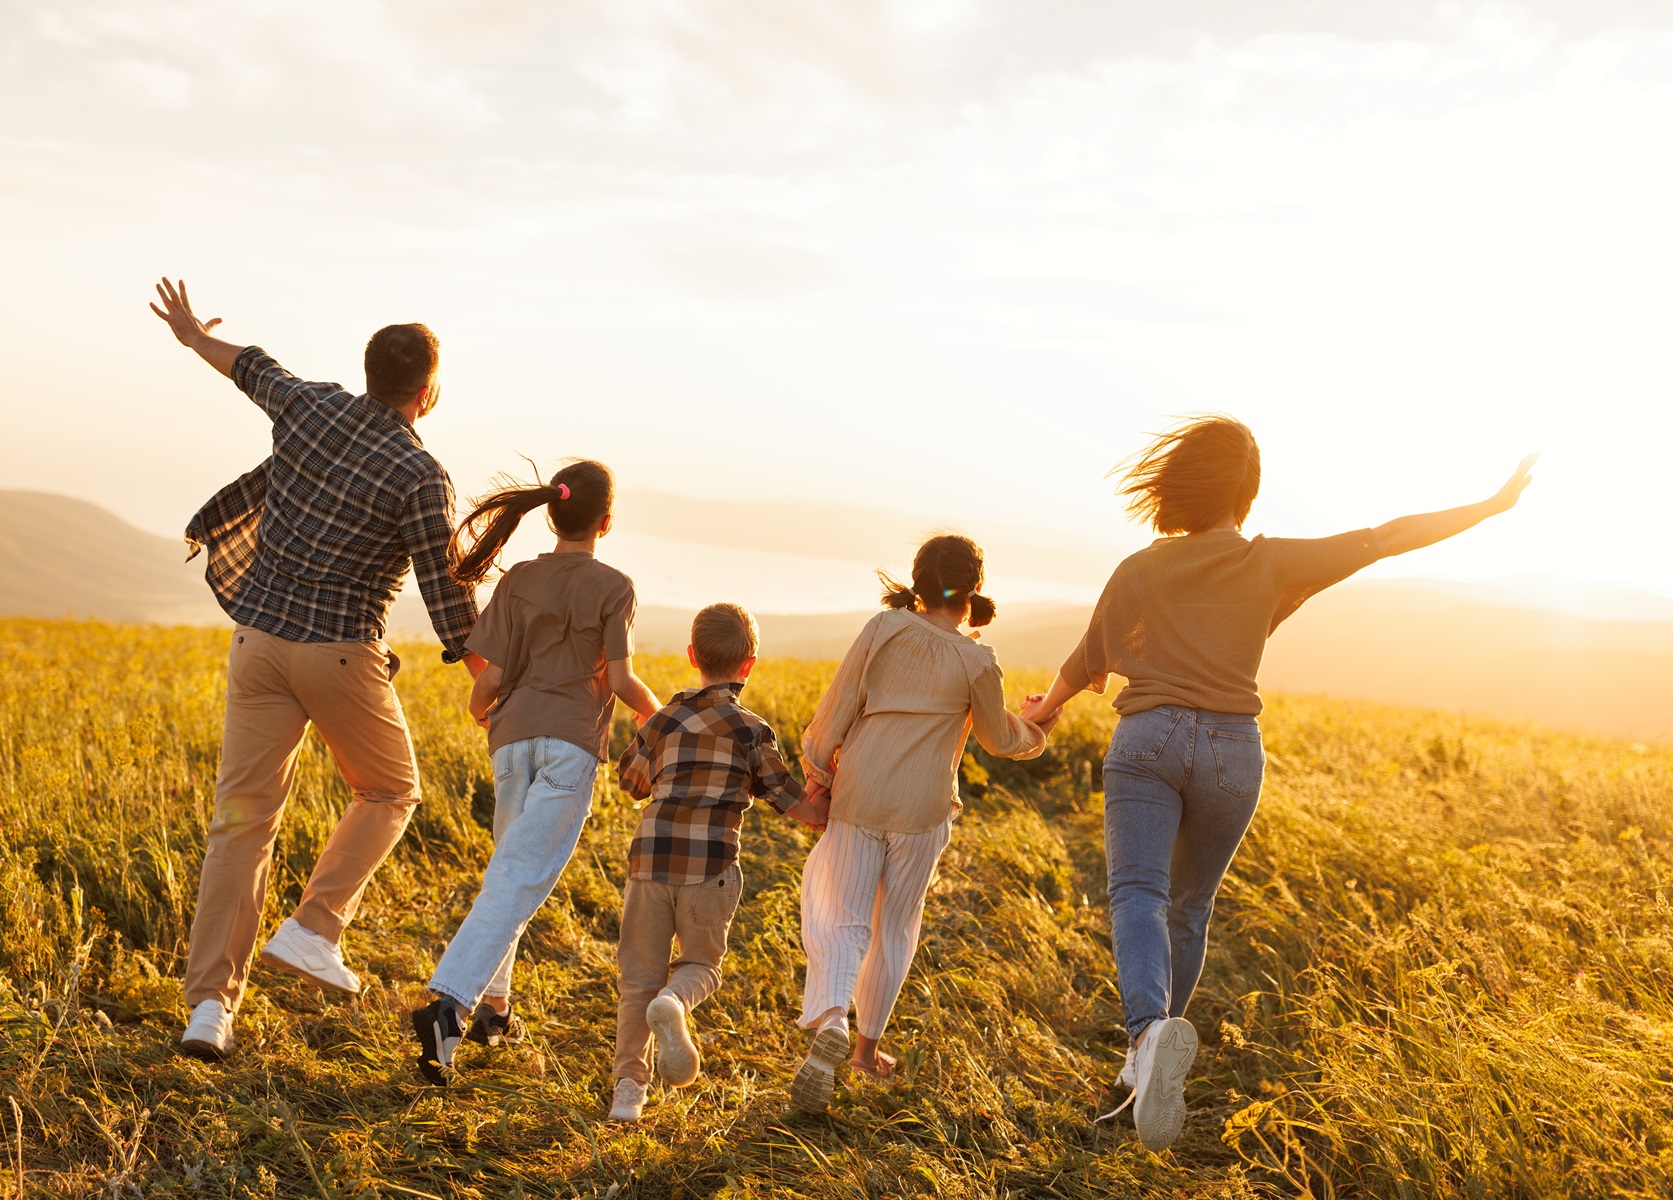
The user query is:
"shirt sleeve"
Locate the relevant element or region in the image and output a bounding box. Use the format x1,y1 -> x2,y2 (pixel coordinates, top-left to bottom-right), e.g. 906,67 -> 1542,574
968,658 -> 1047,761
1058,572 -> 1121,695
231,347 -> 348,423
400,467 -> 479,663
748,723 -> 807,814
615,717 -> 660,800
798,613 -> 884,788
604,580 -> 636,661
1261,529 -> 1381,631
463,572 -> 512,667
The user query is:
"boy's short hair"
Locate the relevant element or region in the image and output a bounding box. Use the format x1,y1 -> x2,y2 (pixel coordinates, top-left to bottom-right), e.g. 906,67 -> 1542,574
691,603 -> 759,677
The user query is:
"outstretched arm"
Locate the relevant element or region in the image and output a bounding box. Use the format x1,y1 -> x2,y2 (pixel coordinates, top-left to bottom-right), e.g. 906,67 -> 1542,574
1371,454 -> 1537,559
149,278 -> 246,379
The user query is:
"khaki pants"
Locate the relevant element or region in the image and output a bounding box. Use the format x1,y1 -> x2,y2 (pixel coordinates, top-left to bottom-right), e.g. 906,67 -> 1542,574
612,863 -> 742,1084
183,626 -> 421,1010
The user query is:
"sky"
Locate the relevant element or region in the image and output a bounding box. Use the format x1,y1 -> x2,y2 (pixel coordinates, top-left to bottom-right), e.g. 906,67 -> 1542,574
3,0 -> 1671,614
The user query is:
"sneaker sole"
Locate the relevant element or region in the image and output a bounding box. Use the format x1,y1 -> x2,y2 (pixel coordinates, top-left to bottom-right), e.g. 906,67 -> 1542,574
258,947 -> 360,995
790,1026 -> 850,1113
1134,1017 -> 1197,1151
179,1034 -> 232,1062
647,996 -> 701,1088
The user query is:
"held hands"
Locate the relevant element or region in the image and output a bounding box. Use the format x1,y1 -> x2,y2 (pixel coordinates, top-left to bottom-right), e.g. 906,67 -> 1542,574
149,278 -> 222,348
788,785 -> 830,832
1019,693 -> 1063,734
1488,453 -> 1539,515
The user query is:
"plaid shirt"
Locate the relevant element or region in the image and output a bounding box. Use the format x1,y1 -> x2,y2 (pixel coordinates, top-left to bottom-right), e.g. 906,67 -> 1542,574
185,348 -> 478,661
617,681 -> 806,885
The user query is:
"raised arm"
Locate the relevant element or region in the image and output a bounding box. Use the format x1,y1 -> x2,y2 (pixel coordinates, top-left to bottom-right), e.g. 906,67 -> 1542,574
1370,454 -> 1537,559
149,278 -> 245,379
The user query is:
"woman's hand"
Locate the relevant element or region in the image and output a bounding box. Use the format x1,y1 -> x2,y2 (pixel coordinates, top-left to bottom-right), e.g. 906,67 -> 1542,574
1487,453 -> 1539,515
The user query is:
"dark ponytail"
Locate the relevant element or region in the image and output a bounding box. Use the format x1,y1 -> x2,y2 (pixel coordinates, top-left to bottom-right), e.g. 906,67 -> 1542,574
876,534 -> 997,629
449,459 -> 615,585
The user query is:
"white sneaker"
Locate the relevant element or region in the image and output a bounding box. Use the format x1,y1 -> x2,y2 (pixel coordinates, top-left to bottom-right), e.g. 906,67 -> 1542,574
259,917 -> 361,994
1118,1042 -> 1137,1089
790,1024 -> 851,1113
646,992 -> 701,1087
1131,1017 -> 1198,1151
180,999 -> 235,1060
609,1077 -> 649,1121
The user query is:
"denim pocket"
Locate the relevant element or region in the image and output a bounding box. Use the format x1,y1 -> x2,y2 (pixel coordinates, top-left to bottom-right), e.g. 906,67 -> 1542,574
1109,707 -> 1184,761
492,745 -> 517,782
1207,729 -> 1264,798
536,747 -> 598,797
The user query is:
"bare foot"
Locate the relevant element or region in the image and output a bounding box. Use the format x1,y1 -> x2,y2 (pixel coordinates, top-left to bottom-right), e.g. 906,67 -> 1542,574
849,1050 -> 897,1080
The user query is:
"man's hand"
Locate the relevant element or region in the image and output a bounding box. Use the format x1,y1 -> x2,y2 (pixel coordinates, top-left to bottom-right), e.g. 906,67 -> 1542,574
149,277 -> 243,378
150,278 -> 221,346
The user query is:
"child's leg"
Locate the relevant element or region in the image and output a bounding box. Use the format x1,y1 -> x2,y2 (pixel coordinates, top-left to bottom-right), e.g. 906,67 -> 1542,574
665,863 -> 742,1012
797,819 -> 886,1030
428,738 -> 597,1012
850,819 -> 953,1045
613,879 -> 676,1085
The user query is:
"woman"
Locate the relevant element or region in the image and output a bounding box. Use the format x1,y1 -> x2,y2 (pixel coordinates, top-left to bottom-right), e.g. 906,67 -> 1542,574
1021,418 -> 1533,1150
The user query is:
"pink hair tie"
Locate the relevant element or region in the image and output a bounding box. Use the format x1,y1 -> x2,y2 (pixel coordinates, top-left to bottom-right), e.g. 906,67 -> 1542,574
555,483 -> 571,500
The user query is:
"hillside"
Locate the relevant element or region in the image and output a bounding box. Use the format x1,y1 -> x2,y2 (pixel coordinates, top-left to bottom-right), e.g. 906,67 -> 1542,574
0,618 -> 1669,1198
4,488 -> 1669,741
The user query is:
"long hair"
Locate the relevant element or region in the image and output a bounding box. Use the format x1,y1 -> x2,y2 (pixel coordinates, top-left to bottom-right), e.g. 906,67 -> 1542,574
1114,416 -> 1260,534
877,533 -> 997,628
448,459 -> 615,585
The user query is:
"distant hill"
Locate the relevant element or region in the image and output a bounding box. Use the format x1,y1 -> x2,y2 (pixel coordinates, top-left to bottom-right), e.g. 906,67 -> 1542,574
3,489 -> 1668,741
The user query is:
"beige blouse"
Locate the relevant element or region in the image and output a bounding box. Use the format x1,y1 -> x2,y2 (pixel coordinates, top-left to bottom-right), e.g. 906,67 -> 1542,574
800,608 -> 1046,834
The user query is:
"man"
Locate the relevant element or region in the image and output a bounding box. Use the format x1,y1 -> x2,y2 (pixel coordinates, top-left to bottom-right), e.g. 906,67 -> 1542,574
150,278 -> 483,1059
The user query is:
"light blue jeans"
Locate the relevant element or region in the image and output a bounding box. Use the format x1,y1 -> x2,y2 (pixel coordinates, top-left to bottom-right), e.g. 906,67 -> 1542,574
1103,705 -> 1264,1041
429,736 -> 599,1010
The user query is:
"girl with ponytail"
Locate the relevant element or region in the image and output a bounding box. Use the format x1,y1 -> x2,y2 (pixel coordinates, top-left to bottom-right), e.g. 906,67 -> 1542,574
410,459 -> 662,1084
788,534 -> 1050,1111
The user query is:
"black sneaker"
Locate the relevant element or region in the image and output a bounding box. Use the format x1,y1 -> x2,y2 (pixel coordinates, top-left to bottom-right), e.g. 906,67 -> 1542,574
463,1002 -> 526,1048
412,998 -> 465,1086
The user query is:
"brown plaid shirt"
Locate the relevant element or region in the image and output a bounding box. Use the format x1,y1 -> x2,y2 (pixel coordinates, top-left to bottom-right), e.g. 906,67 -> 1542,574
184,347 -> 478,661
617,681 -> 805,884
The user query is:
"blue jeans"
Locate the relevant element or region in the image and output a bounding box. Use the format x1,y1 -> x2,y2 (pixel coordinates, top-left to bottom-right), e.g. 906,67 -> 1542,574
1103,705 -> 1264,1040
429,736 -> 599,1010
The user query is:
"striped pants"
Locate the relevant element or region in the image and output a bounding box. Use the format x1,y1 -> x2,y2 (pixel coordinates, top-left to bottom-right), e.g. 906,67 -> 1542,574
798,816 -> 953,1040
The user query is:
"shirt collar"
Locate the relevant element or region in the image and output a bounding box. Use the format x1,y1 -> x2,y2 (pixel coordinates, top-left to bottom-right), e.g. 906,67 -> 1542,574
676,680 -> 746,707
357,393 -> 421,441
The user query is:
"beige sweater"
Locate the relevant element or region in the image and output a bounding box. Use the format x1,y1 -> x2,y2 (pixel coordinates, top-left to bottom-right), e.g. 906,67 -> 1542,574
801,608 -> 1046,834
1061,528 -> 1381,716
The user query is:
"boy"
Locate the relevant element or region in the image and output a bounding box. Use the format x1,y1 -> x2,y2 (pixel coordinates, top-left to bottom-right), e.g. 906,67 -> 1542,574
607,603 -> 827,1121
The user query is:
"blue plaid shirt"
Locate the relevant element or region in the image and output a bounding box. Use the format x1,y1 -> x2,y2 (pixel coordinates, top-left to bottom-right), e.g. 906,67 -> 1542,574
185,347 -> 478,661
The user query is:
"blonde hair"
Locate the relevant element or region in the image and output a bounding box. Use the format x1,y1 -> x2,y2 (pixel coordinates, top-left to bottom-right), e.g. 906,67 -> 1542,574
691,603 -> 759,676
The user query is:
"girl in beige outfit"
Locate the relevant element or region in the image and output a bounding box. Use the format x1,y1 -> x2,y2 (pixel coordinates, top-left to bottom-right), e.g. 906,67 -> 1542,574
791,535 -> 1047,1112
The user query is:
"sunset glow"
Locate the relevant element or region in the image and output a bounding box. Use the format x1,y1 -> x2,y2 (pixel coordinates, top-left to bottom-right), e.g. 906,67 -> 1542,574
2,2 -> 1670,611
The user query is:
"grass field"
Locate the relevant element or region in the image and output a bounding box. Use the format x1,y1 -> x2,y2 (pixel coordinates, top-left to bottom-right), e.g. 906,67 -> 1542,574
0,617 -> 1669,1199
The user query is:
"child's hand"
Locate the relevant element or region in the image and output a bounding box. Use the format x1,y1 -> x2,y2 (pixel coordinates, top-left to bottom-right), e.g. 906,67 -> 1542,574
787,796 -> 828,831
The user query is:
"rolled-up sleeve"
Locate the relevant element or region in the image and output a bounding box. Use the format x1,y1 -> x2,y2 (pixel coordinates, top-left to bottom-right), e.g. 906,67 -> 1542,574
969,661 -> 1046,761
400,469 -> 478,662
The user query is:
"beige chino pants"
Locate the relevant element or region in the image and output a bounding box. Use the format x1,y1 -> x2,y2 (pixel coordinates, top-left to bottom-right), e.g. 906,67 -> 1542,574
183,626 -> 422,1010
612,863 -> 742,1084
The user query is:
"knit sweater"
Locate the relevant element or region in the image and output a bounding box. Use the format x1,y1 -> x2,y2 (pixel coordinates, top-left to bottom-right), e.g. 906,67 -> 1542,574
801,608 -> 1046,833
1060,528 -> 1381,716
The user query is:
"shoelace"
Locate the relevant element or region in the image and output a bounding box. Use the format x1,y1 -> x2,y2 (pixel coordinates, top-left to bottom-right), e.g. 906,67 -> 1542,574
1094,1090 -> 1137,1124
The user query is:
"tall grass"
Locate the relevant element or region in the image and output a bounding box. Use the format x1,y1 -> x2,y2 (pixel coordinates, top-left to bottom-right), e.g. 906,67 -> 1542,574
0,617 -> 1668,1198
